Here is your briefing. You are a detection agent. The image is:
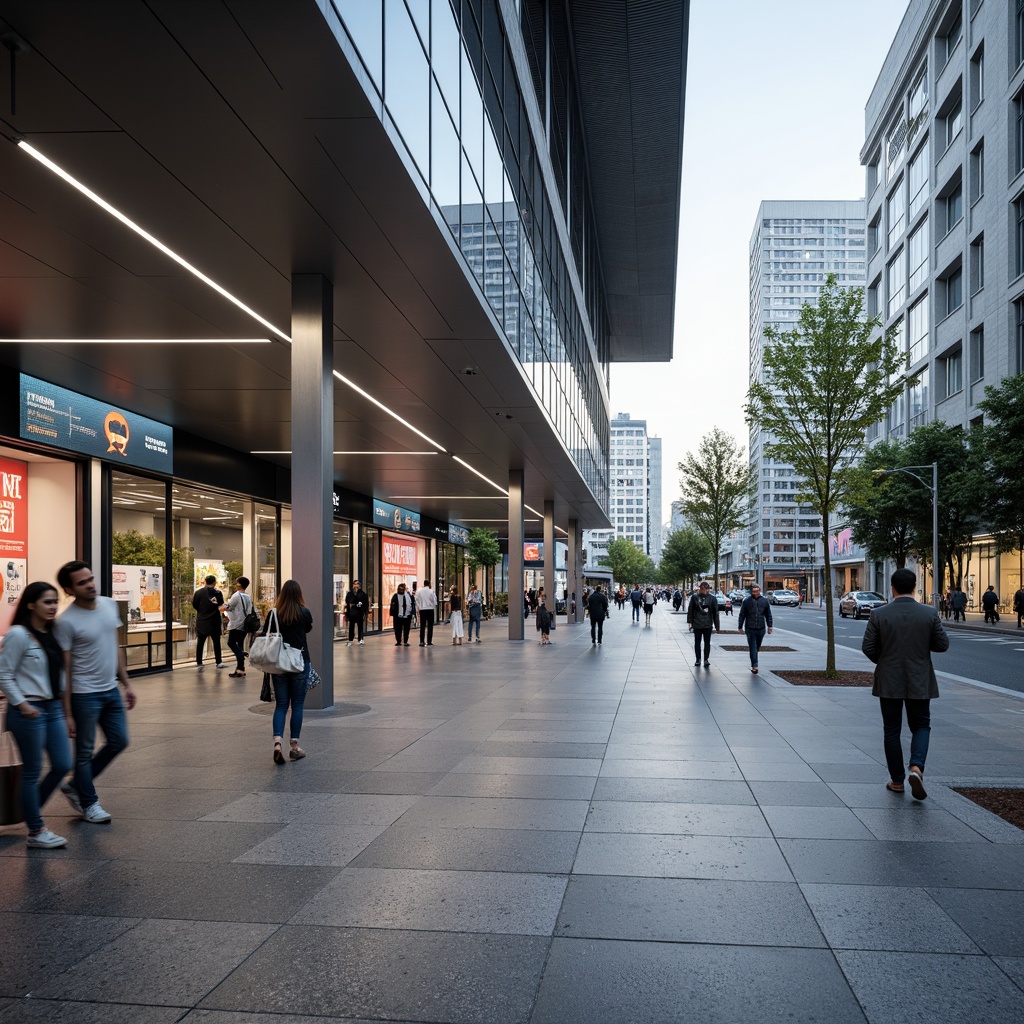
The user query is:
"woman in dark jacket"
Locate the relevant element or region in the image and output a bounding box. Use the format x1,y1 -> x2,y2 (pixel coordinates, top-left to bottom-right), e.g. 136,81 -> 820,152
262,579 -> 313,764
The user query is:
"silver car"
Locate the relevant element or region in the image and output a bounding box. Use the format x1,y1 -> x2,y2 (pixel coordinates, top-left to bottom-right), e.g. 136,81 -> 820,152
768,588 -> 800,606
839,591 -> 887,619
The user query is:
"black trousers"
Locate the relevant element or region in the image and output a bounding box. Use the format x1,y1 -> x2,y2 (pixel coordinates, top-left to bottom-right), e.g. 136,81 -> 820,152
419,609 -> 434,645
196,631 -> 222,665
693,627 -> 712,662
590,617 -> 604,643
348,615 -> 364,641
227,628 -> 247,670
393,617 -> 411,644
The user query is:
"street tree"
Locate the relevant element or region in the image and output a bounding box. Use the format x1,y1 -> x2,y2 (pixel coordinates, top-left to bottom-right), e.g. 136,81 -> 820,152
745,273 -> 907,676
599,536 -> 651,588
845,438 -> 917,568
466,527 -> 501,600
658,528 -> 713,587
678,428 -> 752,593
979,374 -> 1024,584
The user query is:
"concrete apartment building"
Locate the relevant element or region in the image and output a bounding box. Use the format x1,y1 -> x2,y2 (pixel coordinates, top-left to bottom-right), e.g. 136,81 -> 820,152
860,0 -> 1024,605
747,200 -> 867,597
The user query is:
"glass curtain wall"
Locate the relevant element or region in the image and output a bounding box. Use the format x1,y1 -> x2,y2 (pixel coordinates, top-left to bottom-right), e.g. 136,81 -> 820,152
361,525 -> 380,632
333,520 -> 352,639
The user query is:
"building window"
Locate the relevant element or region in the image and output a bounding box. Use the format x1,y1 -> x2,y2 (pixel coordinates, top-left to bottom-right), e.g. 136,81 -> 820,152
944,95 -> 963,150
887,116 -> 907,183
1016,196 -> 1024,278
969,235 -> 984,294
868,213 -> 880,255
939,6 -> 962,64
909,366 -> 929,427
908,144 -> 929,219
908,295 -> 928,366
944,180 -> 963,234
1016,298 -> 1024,374
940,349 -> 963,399
867,153 -> 880,196
908,69 -> 928,145
940,267 -> 963,318
867,277 -> 880,318
909,220 -> 929,292
887,249 -> 906,318
969,45 -> 983,111
1016,90 -> 1024,177
887,183 -> 906,248
969,325 -> 984,381
1018,0 -> 1024,69
969,141 -> 984,203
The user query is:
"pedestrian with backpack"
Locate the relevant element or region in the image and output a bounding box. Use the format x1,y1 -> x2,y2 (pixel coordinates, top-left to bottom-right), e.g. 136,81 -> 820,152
225,576 -> 258,678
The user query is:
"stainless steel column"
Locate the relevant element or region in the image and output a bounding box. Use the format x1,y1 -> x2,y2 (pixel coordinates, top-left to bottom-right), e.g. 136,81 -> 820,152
508,468 -> 524,640
543,500 -> 555,630
566,517 -> 580,623
291,274 -> 334,708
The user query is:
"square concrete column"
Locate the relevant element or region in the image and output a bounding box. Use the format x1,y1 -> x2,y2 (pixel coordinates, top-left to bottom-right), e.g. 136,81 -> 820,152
291,273 -> 334,708
508,468 -> 524,640
543,500 -> 555,630
566,517 -> 580,623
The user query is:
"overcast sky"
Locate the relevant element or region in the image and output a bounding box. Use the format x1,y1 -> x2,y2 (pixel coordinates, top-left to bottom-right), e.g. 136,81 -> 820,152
610,0 -> 911,524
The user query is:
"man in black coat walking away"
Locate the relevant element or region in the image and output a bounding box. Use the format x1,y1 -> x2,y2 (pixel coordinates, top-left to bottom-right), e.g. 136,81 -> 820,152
587,585 -> 610,646
686,580 -> 720,667
981,585 -> 1000,624
736,583 -> 773,674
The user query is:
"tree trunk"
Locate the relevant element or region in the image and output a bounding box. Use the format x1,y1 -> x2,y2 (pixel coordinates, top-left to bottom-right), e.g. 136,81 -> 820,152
821,512 -> 837,677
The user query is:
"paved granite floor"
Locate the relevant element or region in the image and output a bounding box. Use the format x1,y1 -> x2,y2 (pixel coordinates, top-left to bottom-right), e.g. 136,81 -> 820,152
1,609 -> 1023,1023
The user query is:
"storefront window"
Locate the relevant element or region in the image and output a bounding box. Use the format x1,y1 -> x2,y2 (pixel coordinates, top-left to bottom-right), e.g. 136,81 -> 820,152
382,531 -> 425,630
361,525 -> 380,632
255,502 -> 279,617
333,520 -> 352,639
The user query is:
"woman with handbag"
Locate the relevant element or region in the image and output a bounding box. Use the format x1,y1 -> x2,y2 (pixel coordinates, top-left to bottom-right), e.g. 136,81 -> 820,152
258,579 -> 313,764
0,582 -> 74,848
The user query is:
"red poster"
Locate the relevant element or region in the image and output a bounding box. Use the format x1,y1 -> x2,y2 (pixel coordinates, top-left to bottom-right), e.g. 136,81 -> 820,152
0,456 -> 29,635
524,543 -> 541,561
382,535 -> 419,576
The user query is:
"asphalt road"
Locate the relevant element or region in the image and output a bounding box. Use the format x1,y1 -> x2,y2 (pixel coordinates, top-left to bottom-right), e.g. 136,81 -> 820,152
762,603 -> 1024,695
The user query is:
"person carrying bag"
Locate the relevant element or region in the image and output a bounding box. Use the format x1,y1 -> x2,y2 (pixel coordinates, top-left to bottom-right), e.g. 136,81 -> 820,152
249,608 -> 304,675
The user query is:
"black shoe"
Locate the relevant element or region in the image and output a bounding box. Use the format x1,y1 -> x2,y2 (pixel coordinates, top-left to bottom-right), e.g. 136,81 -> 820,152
419,643 -> 425,646
695,659 -> 700,666
703,660 -> 710,667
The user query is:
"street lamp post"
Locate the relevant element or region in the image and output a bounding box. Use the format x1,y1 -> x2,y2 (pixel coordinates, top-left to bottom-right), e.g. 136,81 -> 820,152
873,462 -> 939,609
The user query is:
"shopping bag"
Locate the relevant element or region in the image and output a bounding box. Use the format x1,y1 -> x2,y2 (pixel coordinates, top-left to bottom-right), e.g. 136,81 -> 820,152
306,665 -> 321,693
260,674 -> 273,702
0,728 -> 24,826
248,609 -> 304,674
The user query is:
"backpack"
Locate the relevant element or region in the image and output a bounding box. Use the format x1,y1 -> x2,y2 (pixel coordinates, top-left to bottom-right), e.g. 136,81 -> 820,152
242,594 -> 261,634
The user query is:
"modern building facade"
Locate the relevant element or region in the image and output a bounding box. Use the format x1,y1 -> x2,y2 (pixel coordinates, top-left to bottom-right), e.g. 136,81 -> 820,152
0,1 -> 688,699
860,0 -> 1024,607
747,200 -> 867,596
648,436 -> 664,561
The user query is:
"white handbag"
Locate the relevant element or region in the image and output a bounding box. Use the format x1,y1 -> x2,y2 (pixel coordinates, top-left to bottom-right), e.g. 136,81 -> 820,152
248,609 -> 305,674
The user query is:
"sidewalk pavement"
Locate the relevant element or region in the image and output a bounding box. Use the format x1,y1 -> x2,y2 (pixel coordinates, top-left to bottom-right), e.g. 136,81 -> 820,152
2,608 -> 1023,1023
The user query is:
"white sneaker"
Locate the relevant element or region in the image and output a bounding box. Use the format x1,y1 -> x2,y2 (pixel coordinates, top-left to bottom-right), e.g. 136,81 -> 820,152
60,781 -> 83,815
196,663 -> 205,671
83,803 -> 112,824
346,641 -> 352,646
358,640 -> 365,645
27,828 -> 68,849
215,663 -> 229,668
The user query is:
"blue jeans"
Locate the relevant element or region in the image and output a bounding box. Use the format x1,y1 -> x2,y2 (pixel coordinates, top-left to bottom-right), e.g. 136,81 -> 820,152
5,700 -> 73,832
631,603 -> 641,621
745,626 -> 766,667
70,687 -> 129,810
880,698 -> 930,782
467,613 -> 481,640
272,658 -> 309,739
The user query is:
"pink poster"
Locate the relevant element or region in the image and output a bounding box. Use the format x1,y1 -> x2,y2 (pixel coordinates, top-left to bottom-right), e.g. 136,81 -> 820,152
0,456 -> 29,636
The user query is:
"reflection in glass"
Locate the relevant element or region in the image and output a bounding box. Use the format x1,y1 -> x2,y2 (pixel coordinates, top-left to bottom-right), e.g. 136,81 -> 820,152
432,81 -> 461,207
432,0 -> 460,114
333,521 -> 351,640
361,526 -> 379,632
385,0 -> 429,178
337,0 -> 383,88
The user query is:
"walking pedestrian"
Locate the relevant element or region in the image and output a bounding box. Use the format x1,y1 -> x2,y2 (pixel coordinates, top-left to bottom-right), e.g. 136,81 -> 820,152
389,583 -> 414,646
686,580 -> 720,667
467,584 -> 484,642
643,586 -> 656,625
1014,585 -> 1024,629
449,587 -> 464,645
587,584 -> 609,645
416,579 -> 437,646
344,580 -> 369,644
224,576 -> 254,677
950,585 -> 967,622
629,584 -> 643,622
0,582 -> 74,848
536,602 -> 552,644
981,585 -> 1000,624
54,560 -> 136,824
736,583 -> 773,674
862,568 -> 949,799
192,574 -> 227,669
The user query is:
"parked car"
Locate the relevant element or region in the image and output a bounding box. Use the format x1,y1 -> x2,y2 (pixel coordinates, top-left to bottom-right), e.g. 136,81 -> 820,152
839,591 -> 887,619
713,591 -> 732,612
768,588 -> 800,606
727,588 -> 749,605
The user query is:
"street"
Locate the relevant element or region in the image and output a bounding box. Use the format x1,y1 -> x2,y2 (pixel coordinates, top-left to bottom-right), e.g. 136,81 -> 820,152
763,603 -> 1024,695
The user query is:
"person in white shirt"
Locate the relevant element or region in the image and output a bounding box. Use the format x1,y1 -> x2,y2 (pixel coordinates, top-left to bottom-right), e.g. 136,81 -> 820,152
224,576 -> 254,677
389,583 -> 415,646
415,579 -> 438,646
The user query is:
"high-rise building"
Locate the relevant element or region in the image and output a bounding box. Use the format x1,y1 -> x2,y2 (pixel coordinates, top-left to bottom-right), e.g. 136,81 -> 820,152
648,437 -> 664,561
748,200 -> 867,593
860,0 -> 1023,602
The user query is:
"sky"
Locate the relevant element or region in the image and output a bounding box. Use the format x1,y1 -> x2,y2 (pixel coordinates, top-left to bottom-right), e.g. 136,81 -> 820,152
610,0 -> 912,524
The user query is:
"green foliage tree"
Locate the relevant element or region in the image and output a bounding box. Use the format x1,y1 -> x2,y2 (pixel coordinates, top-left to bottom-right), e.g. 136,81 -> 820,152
678,428 -> 753,593
979,374 -> 1024,583
845,439 -> 917,568
658,528 -> 713,586
745,274 -> 907,676
599,536 -> 652,587
466,527 -> 501,601
112,529 -> 165,566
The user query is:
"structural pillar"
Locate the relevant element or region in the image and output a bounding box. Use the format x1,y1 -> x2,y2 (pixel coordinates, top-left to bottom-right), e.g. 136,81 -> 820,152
291,273 -> 334,708
508,468 -> 524,640
543,500 -> 555,630
566,517 -> 580,624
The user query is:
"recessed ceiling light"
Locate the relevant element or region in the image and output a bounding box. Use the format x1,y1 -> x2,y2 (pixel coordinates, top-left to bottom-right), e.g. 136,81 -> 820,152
451,456 -> 508,496
250,451 -> 438,456
333,371 -> 446,452
1,338 -> 272,344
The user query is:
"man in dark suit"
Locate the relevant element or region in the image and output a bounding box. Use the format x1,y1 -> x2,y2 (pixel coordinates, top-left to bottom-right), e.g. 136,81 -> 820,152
587,585 -> 610,646
862,568 -> 949,800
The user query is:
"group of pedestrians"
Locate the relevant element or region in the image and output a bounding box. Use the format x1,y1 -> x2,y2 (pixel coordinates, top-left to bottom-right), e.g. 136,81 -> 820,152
383,580 -> 485,648
0,561 -> 134,849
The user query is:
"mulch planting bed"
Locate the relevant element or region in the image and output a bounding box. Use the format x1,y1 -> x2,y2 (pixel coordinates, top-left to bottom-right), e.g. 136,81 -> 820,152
771,669 -> 875,686
952,788 -> 1024,831
720,645 -> 794,653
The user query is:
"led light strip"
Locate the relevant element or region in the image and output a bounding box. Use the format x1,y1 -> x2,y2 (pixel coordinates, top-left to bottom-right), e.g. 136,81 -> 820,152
2,338 -> 272,344
251,451 -> 438,456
